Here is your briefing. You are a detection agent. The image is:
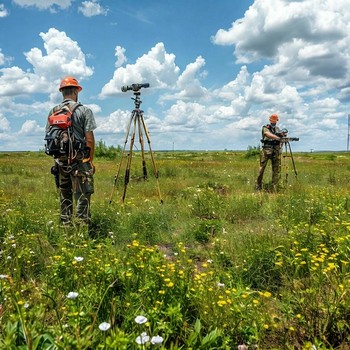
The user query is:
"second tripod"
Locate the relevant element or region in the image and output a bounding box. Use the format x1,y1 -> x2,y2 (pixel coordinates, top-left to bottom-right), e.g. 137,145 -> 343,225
110,84 -> 163,204
281,137 -> 299,186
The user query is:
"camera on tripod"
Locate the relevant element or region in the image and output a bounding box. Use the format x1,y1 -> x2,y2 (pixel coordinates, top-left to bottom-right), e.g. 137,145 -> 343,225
277,128 -> 288,137
121,83 -> 150,92
277,128 -> 299,142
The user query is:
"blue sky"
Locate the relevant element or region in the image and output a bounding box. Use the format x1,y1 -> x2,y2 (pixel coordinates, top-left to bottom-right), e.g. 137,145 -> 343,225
0,0 -> 349,152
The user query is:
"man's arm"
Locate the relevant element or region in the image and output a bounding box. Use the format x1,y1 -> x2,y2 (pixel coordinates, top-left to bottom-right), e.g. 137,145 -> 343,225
85,131 -> 95,161
264,129 -> 281,141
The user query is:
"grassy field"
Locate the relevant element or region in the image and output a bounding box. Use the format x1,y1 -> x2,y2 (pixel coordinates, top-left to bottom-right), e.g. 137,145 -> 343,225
0,150 -> 349,349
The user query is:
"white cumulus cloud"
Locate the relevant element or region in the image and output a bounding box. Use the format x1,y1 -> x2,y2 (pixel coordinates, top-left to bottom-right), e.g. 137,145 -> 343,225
0,28 -> 94,99
0,49 -> 6,65
0,114 -> 10,132
0,4 -> 9,17
18,120 -> 42,135
26,28 -> 94,80
12,0 -> 72,11
115,46 -> 127,68
99,42 -> 180,98
78,1 -> 108,17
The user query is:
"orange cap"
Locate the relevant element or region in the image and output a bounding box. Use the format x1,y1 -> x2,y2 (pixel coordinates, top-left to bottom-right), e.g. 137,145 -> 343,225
269,114 -> 279,122
59,76 -> 82,92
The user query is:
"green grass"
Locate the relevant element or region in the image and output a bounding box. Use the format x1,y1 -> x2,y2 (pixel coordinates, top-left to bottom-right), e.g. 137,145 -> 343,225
0,150 -> 350,349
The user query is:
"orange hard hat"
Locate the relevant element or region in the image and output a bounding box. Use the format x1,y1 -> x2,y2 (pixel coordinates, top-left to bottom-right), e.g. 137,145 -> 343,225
269,114 -> 279,122
59,76 -> 82,92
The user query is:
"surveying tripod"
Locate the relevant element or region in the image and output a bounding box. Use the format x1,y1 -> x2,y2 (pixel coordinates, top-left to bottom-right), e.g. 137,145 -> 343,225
280,137 -> 299,186
109,83 -> 163,204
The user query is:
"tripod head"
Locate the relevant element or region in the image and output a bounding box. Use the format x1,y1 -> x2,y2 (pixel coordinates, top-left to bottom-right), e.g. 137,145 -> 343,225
121,83 -> 150,92
121,83 -> 150,109
281,137 -> 299,142
275,128 -> 299,142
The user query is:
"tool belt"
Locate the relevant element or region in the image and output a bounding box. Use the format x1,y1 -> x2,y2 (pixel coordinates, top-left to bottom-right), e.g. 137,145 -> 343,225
54,149 -> 90,174
54,147 -> 90,163
261,140 -> 280,149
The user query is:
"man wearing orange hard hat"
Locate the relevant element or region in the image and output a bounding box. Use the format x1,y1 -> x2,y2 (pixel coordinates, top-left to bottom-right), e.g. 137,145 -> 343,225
45,76 -> 97,227
256,114 -> 286,191
59,76 -> 83,91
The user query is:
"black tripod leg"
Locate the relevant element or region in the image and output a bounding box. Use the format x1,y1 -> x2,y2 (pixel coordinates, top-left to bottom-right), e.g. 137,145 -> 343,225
140,115 -> 163,204
137,112 -> 148,180
287,141 -> 298,177
109,112 -> 135,204
122,115 -> 137,203
282,142 -> 288,187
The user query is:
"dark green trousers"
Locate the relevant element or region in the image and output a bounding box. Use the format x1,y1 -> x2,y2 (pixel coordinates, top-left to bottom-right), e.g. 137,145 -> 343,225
58,161 -> 94,224
256,147 -> 281,190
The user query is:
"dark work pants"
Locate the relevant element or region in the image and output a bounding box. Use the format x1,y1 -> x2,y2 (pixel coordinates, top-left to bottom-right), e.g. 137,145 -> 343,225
58,161 -> 94,224
256,147 -> 281,190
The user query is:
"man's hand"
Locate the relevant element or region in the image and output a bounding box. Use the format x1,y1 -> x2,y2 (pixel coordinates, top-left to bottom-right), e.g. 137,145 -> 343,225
90,162 -> 96,174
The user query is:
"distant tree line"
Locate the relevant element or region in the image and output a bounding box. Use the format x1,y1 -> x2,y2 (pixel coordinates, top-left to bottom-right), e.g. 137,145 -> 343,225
95,140 -> 121,158
245,145 -> 260,158
95,140 -> 261,159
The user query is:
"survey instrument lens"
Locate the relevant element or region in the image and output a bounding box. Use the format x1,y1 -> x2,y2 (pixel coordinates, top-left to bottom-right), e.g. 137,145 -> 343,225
121,83 -> 150,92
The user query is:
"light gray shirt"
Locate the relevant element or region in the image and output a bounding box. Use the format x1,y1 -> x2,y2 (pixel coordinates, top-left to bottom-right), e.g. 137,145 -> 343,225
46,98 -> 97,143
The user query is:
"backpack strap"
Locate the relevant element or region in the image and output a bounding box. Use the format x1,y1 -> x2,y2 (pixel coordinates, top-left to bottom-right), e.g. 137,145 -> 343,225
59,101 -> 82,132
50,100 -> 81,116
59,101 -> 82,164
63,101 -> 82,115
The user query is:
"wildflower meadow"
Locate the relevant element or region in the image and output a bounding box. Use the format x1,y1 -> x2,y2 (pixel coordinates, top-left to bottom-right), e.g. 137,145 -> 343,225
0,150 -> 349,349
